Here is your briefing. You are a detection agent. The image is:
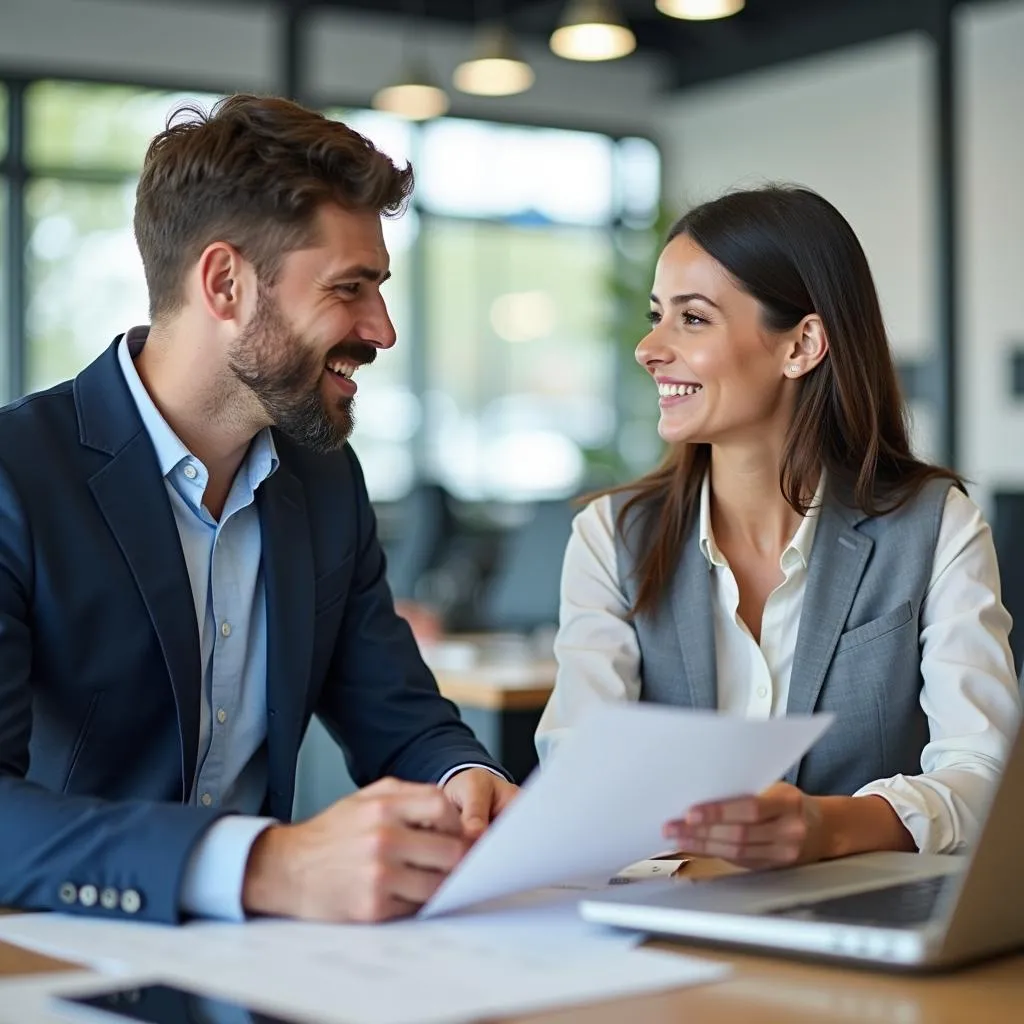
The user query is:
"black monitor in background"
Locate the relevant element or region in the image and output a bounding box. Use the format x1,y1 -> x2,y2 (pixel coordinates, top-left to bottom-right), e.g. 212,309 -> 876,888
991,491 -> 1024,676
479,499 -> 578,634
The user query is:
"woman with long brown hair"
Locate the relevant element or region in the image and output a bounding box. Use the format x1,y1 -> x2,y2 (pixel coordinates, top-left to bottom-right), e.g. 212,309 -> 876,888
536,185 -> 1021,868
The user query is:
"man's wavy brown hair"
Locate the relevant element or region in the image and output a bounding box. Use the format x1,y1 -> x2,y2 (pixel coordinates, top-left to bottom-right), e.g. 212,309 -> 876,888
134,93 -> 413,321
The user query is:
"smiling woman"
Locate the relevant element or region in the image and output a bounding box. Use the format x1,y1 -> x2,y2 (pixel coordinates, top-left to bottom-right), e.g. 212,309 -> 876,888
536,184 -> 1022,872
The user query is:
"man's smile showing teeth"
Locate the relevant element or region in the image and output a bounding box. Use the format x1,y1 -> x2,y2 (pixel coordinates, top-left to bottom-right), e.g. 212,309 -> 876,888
326,359 -> 358,379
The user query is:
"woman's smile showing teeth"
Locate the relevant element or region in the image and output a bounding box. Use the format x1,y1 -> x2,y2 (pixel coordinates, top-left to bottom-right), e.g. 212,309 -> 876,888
656,378 -> 703,406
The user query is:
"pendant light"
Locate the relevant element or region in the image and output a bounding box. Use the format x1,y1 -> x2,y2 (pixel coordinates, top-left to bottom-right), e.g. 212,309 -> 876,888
656,0 -> 745,20
454,23 -> 535,97
550,0 -> 636,62
372,63 -> 450,121
371,3 -> 450,121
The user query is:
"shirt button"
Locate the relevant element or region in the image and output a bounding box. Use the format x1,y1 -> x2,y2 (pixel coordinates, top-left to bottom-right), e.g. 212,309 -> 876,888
183,464 -> 198,480
121,889 -> 142,915
58,882 -> 78,905
220,622 -> 232,638
100,887 -> 120,910
200,792 -> 213,807
78,884 -> 98,907
757,686 -> 768,699
216,708 -> 227,724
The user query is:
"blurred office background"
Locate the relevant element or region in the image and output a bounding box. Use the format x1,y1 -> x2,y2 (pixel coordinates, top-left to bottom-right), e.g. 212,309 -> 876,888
1,0 -> 1023,804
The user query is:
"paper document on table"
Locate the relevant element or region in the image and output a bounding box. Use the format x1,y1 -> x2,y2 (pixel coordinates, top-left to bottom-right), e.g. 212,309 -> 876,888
423,704 -> 833,917
0,889 -> 731,1024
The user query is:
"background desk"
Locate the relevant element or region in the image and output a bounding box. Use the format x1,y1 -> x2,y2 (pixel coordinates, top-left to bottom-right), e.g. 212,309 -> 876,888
434,659 -> 555,784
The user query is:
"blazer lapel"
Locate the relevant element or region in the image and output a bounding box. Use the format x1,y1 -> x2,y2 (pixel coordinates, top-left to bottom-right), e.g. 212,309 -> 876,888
78,344 -> 202,801
669,522 -> 718,710
783,491 -> 872,782
258,459 -> 315,819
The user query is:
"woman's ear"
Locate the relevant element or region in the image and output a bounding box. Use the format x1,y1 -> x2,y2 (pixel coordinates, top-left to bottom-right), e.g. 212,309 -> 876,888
782,315 -> 829,379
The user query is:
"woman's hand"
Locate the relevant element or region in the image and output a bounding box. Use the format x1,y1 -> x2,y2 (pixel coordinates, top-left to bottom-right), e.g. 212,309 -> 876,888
663,785 -> 916,869
663,782 -> 827,869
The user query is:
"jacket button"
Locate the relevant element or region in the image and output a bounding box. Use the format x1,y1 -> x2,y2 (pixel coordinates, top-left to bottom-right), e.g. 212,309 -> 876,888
100,887 -> 119,910
58,883 -> 77,905
78,884 -> 98,907
120,889 -> 142,914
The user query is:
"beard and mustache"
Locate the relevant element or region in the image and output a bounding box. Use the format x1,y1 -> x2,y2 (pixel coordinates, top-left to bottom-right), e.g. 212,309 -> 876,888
227,284 -> 376,454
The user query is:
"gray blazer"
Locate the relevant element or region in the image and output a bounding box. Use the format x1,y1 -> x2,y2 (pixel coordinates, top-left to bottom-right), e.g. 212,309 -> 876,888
612,478 -> 952,796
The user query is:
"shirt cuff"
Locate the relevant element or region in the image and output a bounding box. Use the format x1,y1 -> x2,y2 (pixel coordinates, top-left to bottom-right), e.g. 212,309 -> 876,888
437,763 -> 507,788
179,816 -> 277,920
853,777 -> 944,854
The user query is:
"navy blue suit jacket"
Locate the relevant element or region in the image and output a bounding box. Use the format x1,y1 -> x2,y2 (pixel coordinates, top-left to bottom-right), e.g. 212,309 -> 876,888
0,340 -> 504,922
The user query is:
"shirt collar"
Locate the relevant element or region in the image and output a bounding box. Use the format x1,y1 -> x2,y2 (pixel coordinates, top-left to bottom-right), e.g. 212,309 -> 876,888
699,465 -> 828,573
117,325 -> 279,486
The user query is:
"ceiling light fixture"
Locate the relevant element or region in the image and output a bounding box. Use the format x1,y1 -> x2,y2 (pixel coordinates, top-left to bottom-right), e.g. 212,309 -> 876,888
550,0 -> 636,62
372,62 -> 450,120
454,24 -> 535,96
372,2 -> 450,121
656,0 -> 745,21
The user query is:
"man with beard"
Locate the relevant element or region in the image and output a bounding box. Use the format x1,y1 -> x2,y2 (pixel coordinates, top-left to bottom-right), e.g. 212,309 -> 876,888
0,95 -> 517,925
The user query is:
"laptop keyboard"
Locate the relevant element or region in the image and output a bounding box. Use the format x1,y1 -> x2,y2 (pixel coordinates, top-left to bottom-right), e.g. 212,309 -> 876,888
770,874 -> 949,928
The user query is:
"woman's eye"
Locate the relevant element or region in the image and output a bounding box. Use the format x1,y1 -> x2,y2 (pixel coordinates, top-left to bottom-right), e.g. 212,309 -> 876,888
646,310 -> 661,326
682,312 -> 707,326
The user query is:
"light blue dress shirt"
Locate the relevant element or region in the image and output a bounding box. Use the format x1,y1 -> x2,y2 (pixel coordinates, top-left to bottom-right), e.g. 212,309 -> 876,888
120,335 -> 498,920
118,338 -> 276,920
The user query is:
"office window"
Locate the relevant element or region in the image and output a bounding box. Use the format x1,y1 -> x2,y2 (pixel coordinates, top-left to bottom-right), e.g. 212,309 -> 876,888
24,82 -> 220,391
424,220 -> 614,501
418,118 -> 615,226
26,178 -> 146,391
326,109 -> 418,501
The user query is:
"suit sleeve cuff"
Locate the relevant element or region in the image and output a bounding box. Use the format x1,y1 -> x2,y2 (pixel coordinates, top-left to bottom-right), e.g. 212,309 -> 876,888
179,816 -> 276,920
437,763 -> 508,788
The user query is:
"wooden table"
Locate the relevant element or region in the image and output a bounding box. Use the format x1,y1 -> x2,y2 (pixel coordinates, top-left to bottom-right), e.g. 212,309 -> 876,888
5,861 -> 1023,1022
432,646 -> 556,783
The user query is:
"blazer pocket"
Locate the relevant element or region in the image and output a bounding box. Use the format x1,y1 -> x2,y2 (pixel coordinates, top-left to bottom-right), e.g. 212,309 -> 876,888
835,601 -> 914,655
314,557 -> 354,616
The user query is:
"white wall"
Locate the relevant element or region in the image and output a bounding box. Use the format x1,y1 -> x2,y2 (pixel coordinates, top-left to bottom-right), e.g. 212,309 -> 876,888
959,0 -> 1024,495
0,0 -> 665,136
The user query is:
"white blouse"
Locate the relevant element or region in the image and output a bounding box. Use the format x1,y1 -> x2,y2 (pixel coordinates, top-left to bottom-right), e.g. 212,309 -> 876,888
535,477 -> 1022,854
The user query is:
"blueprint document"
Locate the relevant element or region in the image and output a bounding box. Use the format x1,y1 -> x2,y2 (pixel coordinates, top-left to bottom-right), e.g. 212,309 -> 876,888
424,704 -> 833,917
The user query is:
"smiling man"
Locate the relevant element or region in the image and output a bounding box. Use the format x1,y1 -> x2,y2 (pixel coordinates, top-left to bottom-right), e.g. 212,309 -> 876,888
0,95 -> 516,925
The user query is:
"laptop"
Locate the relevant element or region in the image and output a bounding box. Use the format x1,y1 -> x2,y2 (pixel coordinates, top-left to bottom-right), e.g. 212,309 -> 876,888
579,720 -> 1024,970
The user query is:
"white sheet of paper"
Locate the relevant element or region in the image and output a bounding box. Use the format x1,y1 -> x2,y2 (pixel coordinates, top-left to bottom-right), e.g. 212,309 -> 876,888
0,889 -> 730,1024
423,704 -> 833,917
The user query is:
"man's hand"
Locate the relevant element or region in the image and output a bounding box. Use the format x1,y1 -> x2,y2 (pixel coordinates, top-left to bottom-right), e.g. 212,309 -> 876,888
242,777 -> 469,923
442,768 -> 518,842
662,782 -> 827,869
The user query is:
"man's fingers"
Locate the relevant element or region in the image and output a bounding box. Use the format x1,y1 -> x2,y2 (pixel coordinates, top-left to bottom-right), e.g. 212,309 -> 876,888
364,787 -> 465,837
381,825 -> 467,874
456,787 -> 493,839
386,864 -> 451,908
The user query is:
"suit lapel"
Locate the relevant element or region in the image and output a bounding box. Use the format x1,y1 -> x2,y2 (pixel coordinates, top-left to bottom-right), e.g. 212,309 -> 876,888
79,344 -> 202,801
258,459 -> 315,819
783,491 -> 872,782
669,522 -> 718,710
